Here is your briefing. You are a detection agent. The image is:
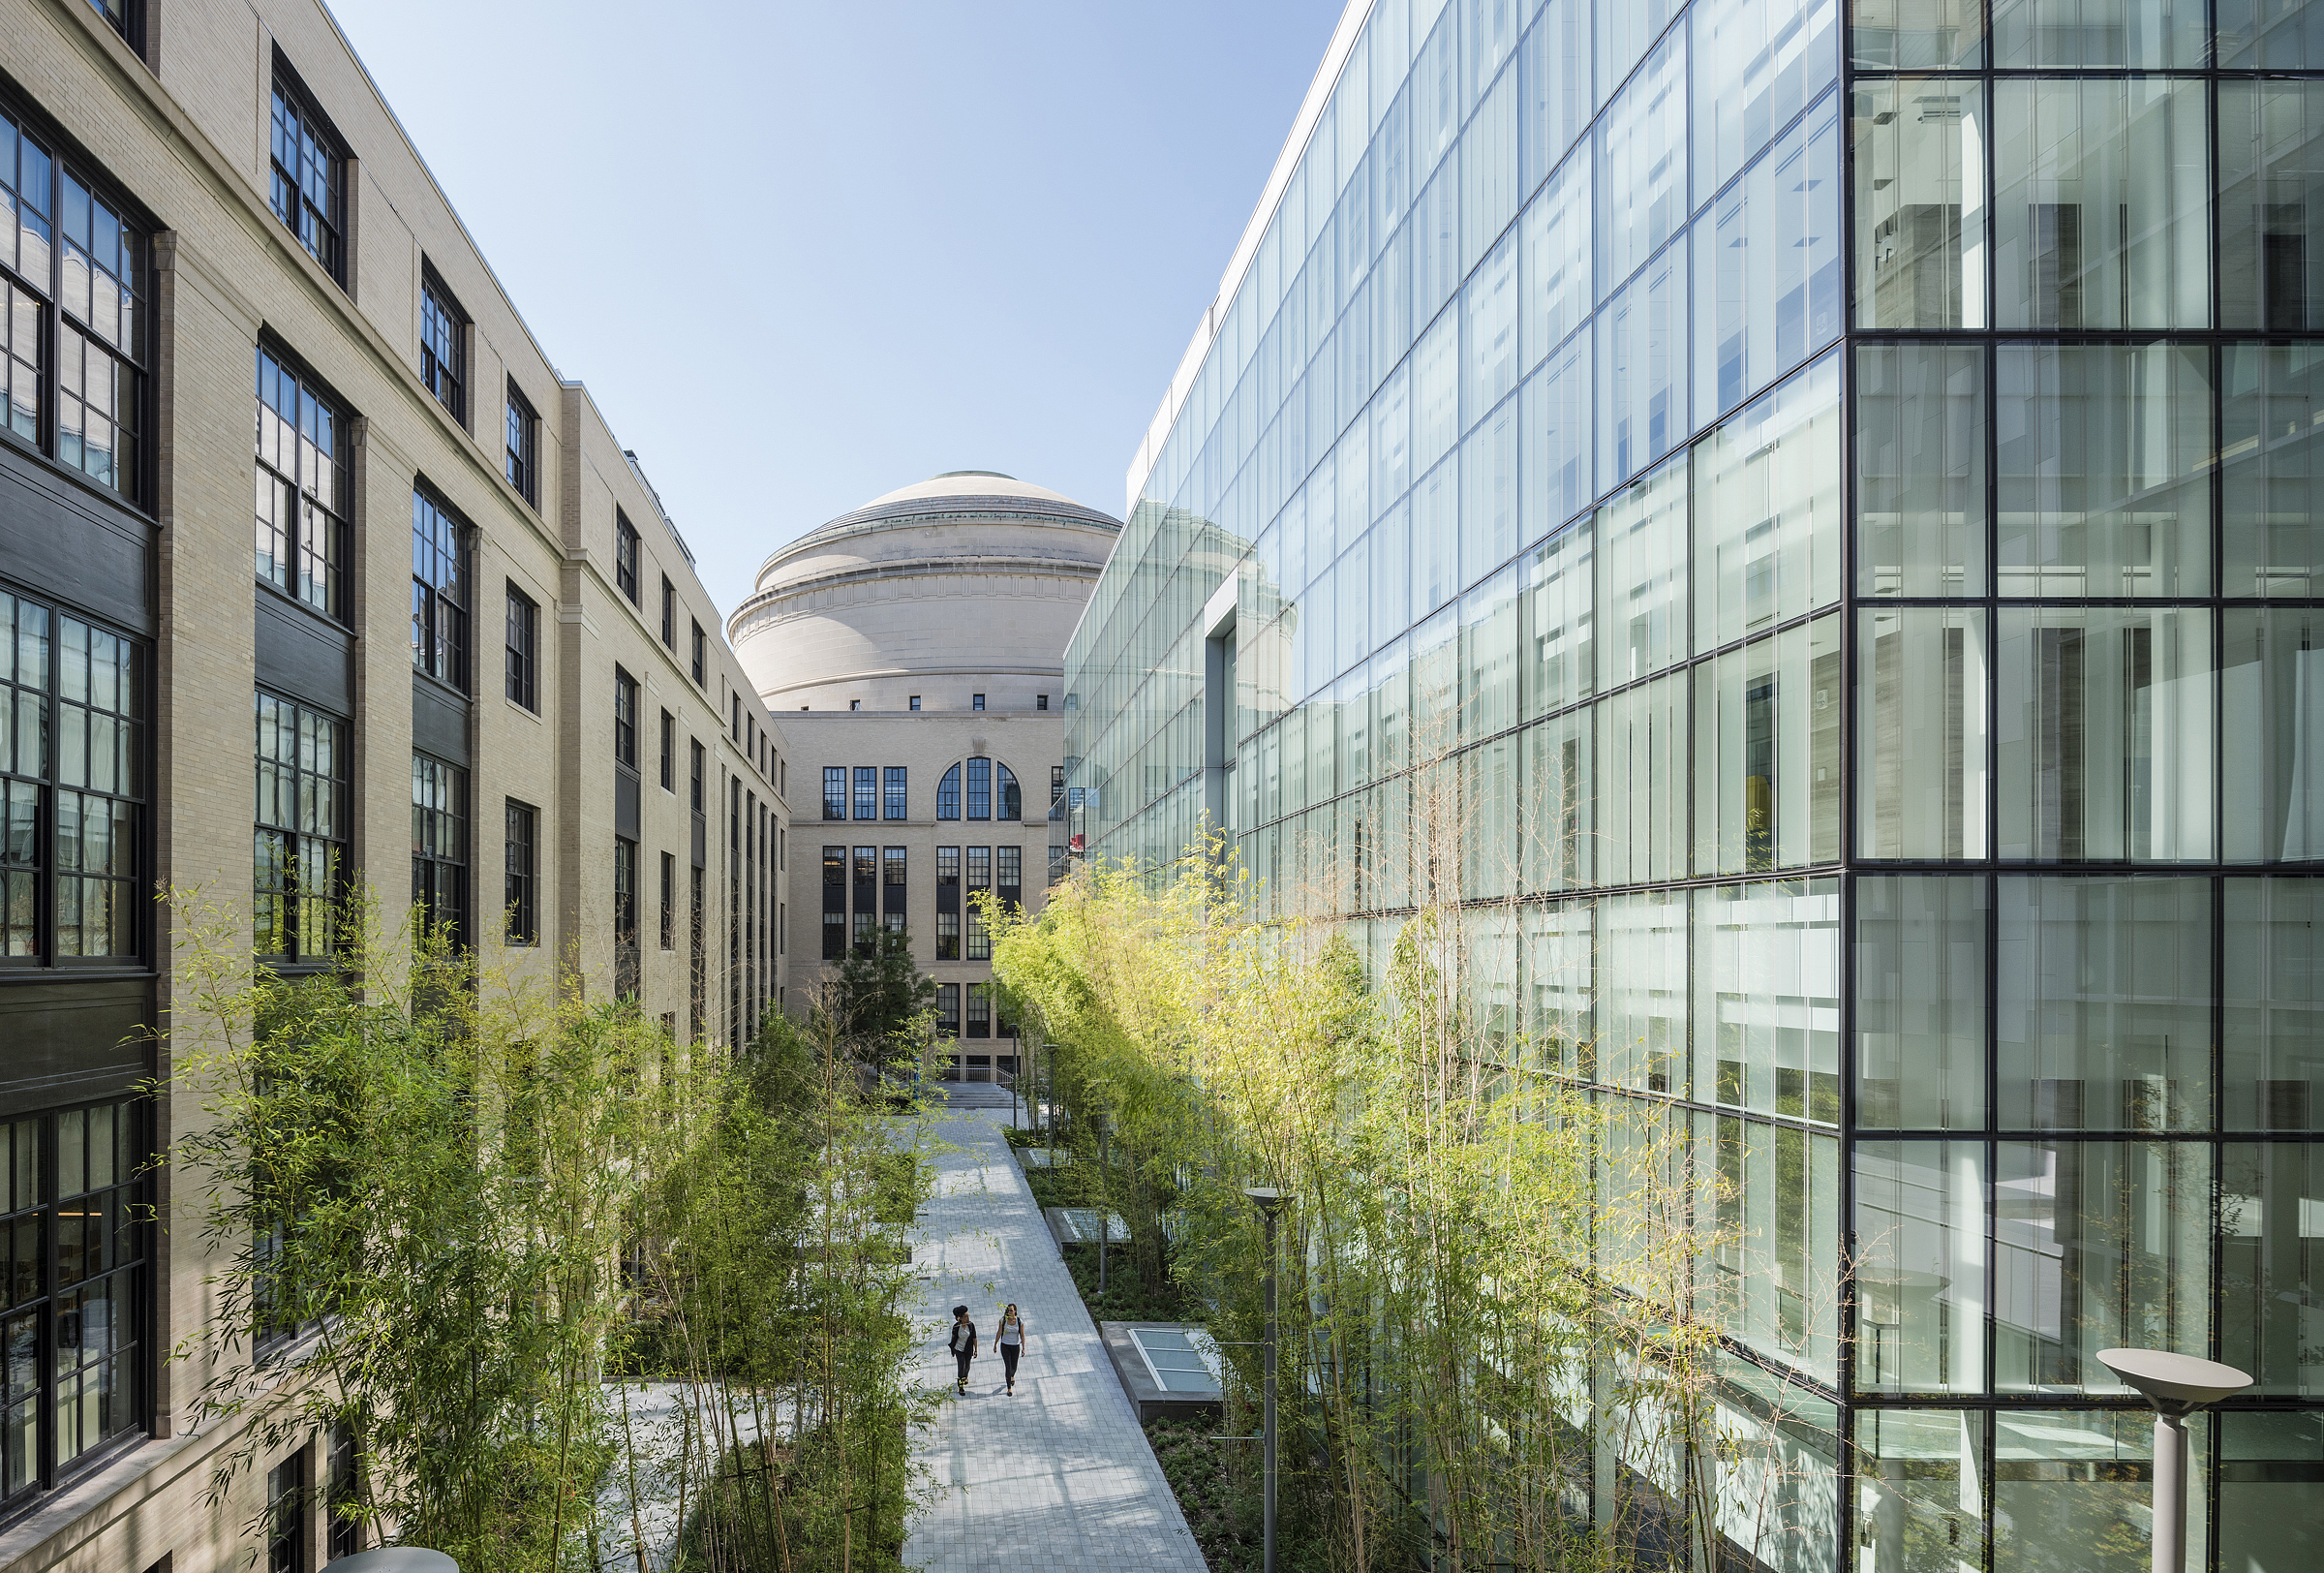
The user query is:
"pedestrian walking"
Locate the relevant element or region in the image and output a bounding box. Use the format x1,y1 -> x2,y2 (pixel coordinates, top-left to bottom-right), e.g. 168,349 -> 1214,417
995,1302 -> 1026,1395
947,1304 -> 978,1395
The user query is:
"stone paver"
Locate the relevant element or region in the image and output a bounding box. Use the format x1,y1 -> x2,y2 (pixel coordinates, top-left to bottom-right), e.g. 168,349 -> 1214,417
903,1107 -> 1208,1572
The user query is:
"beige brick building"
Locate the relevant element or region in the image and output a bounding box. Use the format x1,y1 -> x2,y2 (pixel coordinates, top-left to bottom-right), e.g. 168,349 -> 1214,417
0,0 -> 786,1563
727,473 -> 1116,1077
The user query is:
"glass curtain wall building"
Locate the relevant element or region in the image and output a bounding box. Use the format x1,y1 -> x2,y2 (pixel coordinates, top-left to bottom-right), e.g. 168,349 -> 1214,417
1062,0 -> 2324,1566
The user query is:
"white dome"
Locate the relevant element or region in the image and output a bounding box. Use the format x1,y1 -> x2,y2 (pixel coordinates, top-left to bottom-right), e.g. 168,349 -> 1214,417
858,470 -> 1086,509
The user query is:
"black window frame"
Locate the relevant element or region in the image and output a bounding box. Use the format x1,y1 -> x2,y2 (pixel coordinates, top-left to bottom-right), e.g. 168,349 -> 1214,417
690,621 -> 705,686
504,582 -> 538,711
504,380 -> 537,507
659,849 -> 675,951
268,61 -> 345,287
255,690 -> 347,967
411,750 -> 466,950
660,574 -> 676,647
972,693 -> 986,711
614,510 -> 639,604
326,1424 -> 362,1559
85,0 -> 144,54
0,94 -> 152,511
658,709 -> 675,791
254,344 -> 351,621
853,766 -> 875,821
883,765 -> 907,820
612,667 -> 638,771
410,488 -> 468,693
0,1095 -> 152,1512
265,1448 -> 307,1573
418,264 -> 466,425
690,738 -> 705,814
504,798 -> 536,946
613,834 -> 639,999
822,766 -> 845,821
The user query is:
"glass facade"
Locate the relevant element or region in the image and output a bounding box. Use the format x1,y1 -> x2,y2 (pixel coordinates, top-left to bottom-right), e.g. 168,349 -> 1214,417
1062,0 -> 2324,1564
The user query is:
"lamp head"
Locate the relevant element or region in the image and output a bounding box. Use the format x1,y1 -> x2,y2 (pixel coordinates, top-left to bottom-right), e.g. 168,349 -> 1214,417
1242,1186 -> 1293,1215
2095,1348 -> 2251,1416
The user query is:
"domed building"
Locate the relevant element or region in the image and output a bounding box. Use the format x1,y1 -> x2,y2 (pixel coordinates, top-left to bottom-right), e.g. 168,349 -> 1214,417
730,472 -> 1118,1076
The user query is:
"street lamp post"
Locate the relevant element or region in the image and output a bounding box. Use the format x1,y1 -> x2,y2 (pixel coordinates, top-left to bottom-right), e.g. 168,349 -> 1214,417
1243,1187 -> 1293,1573
1097,1113 -> 1109,1301
2095,1348 -> 2251,1573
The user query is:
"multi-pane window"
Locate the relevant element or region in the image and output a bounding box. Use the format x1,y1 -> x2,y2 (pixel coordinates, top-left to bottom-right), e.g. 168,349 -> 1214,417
853,766 -> 875,820
86,0 -> 140,50
690,621 -> 705,686
504,382 -> 536,506
996,846 -> 1022,905
268,76 -> 342,283
504,584 -> 537,711
936,982 -> 960,1036
504,799 -> 535,945
690,738 -> 705,812
612,667 -> 637,770
659,710 -> 675,791
1052,765 -> 1065,808
613,835 -> 638,998
822,846 -> 845,960
938,757 -> 1020,821
266,1449 -> 306,1573
411,492 -> 467,690
615,510 -> 639,604
659,575 -> 676,647
965,847 -> 992,960
0,1097 -> 146,1508
822,766 -> 845,821
966,982 -> 992,1038
884,766 -> 907,819
659,850 -> 675,950
255,348 -> 348,618
972,694 -> 986,711
882,846 -> 906,934
2,595 -> 142,963
419,271 -> 464,422
254,692 -> 344,963
937,765 -> 962,819
0,136 -> 148,504
935,910 -> 960,959
326,1425 -> 361,1558
411,753 -> 464,947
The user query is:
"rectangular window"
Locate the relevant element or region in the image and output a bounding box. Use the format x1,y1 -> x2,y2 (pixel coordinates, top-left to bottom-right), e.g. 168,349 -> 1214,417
660,574 -> 676,647
935,910 -> 961,960
660,850 -> 675,950
972,693 -> 986,711
851,910 -> 873,946
996,846 -> 1022,894
1036,694 -> 1049,710
0,1097 -> 148,1505
690,738 -> 705,813
822,845 -> 845,961
965,847 -> 992,960
853,766 -> 876,820
936,982 -> 960,1035
658,710 -> 675,791
823,766 -> 845,820
1051,764 -> 1065,807
1858,606 -> 1989,861
265,1449 -> 307,1573
255,347 -> 349,618
504,381 -> 537,506
411,752 -> 465,948
966,982 -> 992,1037
419,269 -> 465,422
87,0 -> 141,51
411,491 -> 468,691
1854,344 -> 1988,599
690,621 -> 705,685
909,695 -> 921,711
326,1425 -> 361,1558
884,766 -> 907,819
504,584 -> 538,710
0,110 -> 149,505
256,691 -> 346,962
268,72 -> 342,283
612,667 -> 638,769
504,799 -> 536,945
1,596 -> 144,964
615,509 -> 639,603
1851,78 -> 1986,330
966,757 -> 992,820
613,835 -> 638,998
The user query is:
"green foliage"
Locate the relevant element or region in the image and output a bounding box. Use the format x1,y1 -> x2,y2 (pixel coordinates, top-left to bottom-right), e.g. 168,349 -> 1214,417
829,927 -> 936,1056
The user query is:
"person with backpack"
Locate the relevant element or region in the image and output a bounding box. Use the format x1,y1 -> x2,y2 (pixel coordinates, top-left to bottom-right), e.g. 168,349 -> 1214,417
947,1304 -> 978,1395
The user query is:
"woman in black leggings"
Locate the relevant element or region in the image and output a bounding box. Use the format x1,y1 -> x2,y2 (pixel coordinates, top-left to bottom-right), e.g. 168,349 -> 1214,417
995,1303 -> 1026,1395
947,1305 -> 977,1394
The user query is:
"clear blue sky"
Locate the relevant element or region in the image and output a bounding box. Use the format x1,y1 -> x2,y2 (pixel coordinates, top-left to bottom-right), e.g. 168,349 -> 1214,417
326,0 -> 1344,615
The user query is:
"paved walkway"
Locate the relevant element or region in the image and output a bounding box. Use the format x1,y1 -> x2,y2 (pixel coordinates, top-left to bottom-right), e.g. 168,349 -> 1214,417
902,1108 -> 1207,1572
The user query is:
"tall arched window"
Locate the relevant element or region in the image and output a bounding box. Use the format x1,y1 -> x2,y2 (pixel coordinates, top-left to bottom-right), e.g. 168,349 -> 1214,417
997,762 -> 1021,819
938,756 -> 1019,821
938,764 -> 962,820
966,757 -> 992,818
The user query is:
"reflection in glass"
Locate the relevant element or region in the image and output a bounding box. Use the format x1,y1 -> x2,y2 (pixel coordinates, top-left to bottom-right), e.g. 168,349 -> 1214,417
1521,329 -> 1593,537
1860,607 -> 1988,861
1599,672 -> 1688,885
1693,879 -> 1840,1122
1994,1409 -> 2207,1572
1523,515 -> 1594,721
1462,737 -> 1518,900
1694,0 -> 1840,201
2218,1411 -> 2324,1573
2224,345 -> 2324,598
1692,616 -> 1842,874
1856,344 -> 1986,598
2218,0 -> 2324,69
2226,610 -> 2324,864
1997,607 -> 2214,862
1524,710 -> 1593,892
1995,78 -> 2209,331
1695,353 -> 1842,649
1521,151 -> 1591,370
1854,1408 -> 1984,1573
1996,342 -> 2212,597
1997,876 -> 2213,1131
1856,876 -> 1988,1130
2225,878 -> 2324,1132
2222,1142 -> 2324,1396
1596,28 -> 1687,297
1704,1112 -> 1840,1380
1599,242 -> 1688,485
1994,1143 -> 2212,1393
1599,889 -> 1688,1095
1853,78 -> 1986,330
2221,82 -> 2324,331
1850,0 -> 1986,68
1697,96 -> 1842,420
1595,456 -> 1688,688
1856,1145 -> 1987,1394
1991,0 -> 2206,66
